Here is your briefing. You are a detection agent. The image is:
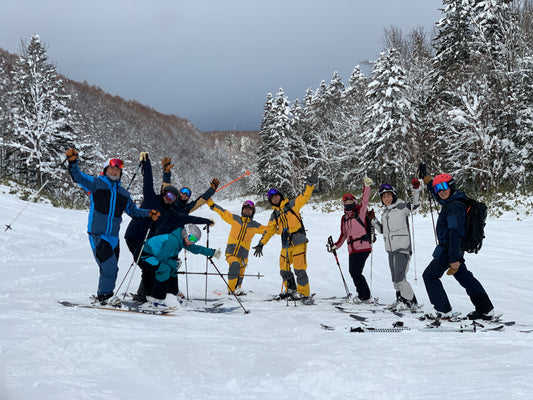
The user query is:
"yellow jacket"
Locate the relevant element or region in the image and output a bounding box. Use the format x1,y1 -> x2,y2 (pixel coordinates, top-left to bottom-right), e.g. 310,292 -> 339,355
260,184 -> 314,248
207,199 -> 266,259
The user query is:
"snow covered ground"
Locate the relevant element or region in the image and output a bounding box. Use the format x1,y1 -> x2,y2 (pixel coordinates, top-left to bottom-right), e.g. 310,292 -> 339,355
1,185 -> 533,400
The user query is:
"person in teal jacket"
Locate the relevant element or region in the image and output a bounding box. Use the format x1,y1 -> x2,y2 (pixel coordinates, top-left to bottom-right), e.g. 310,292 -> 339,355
140,224 -> 221,306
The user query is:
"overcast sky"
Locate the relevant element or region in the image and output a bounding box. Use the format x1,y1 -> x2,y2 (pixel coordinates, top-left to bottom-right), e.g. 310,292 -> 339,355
1,0 -> 443,132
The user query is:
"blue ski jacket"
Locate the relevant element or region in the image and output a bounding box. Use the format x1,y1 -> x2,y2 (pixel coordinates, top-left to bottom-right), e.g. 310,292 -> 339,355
427,179 -> 467,263
68,161 -> 150,237
141,227 -> 215,281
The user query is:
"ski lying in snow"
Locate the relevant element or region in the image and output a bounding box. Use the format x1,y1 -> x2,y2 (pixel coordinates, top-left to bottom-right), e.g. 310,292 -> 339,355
58,300 -> 177,315
335,305 -> 404,318
320,323 -> 335,331
187,304 -> 241,313
348,323 -> 505,333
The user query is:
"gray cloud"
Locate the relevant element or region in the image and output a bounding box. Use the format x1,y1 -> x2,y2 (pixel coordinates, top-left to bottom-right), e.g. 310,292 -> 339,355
1,0 -> 442,131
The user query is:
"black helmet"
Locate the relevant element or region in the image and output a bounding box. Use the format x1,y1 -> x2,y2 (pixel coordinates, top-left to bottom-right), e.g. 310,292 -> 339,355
378,183 -> 397,205
162,185 -> 179,203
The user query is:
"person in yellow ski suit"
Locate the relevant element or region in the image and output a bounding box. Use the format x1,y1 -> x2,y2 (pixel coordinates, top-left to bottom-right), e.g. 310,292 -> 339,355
207,199 -> 266,295
253,178 -> 316,300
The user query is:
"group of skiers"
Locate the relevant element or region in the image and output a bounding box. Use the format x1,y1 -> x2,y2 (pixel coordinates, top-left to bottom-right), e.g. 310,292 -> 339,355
65,148 -> 495,320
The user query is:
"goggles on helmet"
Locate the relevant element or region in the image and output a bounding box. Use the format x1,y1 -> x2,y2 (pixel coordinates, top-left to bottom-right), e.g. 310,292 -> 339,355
243,200 -> 255,209
434,181 -> 450,193
267,188 -> 279,198
180,187 -> 192,197
378,183 -> 393,193
187,233 -> 199,243
163,191 -> 177,202
108,158 -> 124,169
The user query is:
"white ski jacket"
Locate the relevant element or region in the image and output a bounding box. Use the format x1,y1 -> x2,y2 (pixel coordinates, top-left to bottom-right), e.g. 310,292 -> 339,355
375,190 -> 420,254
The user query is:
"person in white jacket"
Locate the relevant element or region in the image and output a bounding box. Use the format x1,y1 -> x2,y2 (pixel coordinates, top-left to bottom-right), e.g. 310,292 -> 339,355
373,179 -> 421,310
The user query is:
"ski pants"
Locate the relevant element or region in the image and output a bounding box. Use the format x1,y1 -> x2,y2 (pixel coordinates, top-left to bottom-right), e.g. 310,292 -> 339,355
348,251 -> 371,301
125,236 -> 144,262
226,255 -> 247,292
279,242 -> 309,296
89,234 -> 120,296
423,256 -> 493,314
388,252 -> 415,302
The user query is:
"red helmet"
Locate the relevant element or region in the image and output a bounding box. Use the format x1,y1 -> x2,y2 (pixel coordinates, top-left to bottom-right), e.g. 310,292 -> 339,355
433,173 -> 455,193
342,193 -> 355,202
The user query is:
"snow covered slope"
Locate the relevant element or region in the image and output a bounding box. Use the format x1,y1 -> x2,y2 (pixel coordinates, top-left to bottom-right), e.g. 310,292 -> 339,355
1,186 -> 532,400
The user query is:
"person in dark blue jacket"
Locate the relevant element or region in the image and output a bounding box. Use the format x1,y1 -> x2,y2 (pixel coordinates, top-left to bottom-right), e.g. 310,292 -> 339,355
418,165 -> 494,320
65,148 -> 160,304
124,152 -> 215,302
124,153 -> 214,261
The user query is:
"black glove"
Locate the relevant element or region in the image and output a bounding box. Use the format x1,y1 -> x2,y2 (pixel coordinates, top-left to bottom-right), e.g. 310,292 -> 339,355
253,243 -> 264,257
307,172 -> 318,187
417,163 -> 427,179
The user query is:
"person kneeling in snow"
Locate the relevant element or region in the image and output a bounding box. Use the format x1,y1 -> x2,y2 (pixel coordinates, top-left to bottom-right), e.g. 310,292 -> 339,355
139,224 -> 221,308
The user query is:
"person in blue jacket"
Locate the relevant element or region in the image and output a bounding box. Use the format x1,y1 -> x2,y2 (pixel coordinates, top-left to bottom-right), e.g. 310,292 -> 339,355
65,148 -> 160,304
139,224 -> 221,308
418,164 -> 494,320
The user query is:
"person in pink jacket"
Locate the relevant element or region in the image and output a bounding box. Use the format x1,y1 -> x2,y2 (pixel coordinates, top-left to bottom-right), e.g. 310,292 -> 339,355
328,177 -> 374,302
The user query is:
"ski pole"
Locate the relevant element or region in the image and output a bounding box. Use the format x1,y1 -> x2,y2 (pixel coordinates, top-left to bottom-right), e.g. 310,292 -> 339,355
117,223 -> 153,299
327,236 -> 352,300
5,179 -> 50,231
215,170 -> 251,192
204,223 -> 210,304
184,251 -> 189,301
428,193 -> 438,246
177,271 -> 264,278
126,161 -> 143,191
207,257 -> 249,314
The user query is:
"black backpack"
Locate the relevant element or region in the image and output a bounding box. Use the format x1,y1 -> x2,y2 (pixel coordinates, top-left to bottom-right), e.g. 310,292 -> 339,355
454,197 -> 487,254
344,208 -> 376,244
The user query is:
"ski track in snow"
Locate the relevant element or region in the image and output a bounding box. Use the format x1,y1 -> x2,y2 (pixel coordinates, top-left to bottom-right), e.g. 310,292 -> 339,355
1,185 -> 533,400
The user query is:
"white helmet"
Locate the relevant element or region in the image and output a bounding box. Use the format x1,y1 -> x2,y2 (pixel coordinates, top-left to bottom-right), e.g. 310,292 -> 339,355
181,224 -> 202,243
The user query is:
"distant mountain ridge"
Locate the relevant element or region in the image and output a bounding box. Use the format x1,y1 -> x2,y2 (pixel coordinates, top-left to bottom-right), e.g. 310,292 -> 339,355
0,47 -> 260,198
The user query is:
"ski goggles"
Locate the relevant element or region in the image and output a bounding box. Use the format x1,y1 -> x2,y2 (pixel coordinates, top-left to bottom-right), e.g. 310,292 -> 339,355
180,187 -> 192,197
108,158 -> 124,169
187,233 -> 199,243
379,183 -> 394,192
433,181 -> 450,193
163,191 -> 177,202
267,188 -> 280,198
242,200 -> 255,209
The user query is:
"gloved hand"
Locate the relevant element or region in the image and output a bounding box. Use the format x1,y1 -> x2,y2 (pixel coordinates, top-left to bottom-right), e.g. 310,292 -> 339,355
417,163 -> 427,179
213,248 -> 222,259
208,219 -> 216,227
162,157 -> 174,173
253,243 -> 264,257
367,209 -> 375,220
210,178 -> 220,190
326,243 -> 337,253
411,178 -> 421,190
149,210 -> 161,221
364,176 -> 374,187
139,152 -> 149,162
65,148 -> 78,162
307,172 -> 318,187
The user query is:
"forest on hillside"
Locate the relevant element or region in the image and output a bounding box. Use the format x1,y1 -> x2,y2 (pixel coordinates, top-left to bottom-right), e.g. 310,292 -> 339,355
0,44 -> 257,205
254,0 -> 533,197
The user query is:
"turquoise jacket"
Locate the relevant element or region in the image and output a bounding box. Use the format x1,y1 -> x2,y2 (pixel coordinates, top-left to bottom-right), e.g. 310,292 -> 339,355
142,227 -> 215,280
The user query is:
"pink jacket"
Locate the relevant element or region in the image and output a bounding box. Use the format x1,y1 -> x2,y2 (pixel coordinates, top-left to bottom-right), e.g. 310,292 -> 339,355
334,185 -> 372,254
